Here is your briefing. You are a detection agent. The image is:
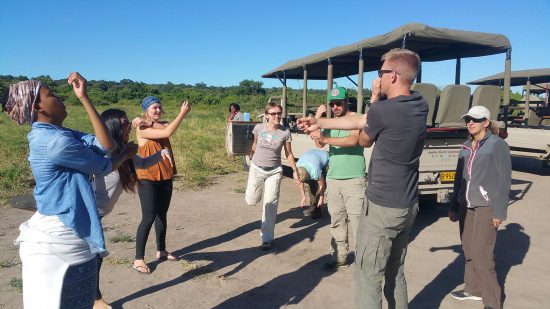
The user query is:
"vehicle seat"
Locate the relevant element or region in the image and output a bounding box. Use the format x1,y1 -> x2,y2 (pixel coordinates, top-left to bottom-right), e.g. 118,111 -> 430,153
526,110 -> 542,126
471,85 -> 501,120
411,83 -> 437,126
435,85 -> 471,127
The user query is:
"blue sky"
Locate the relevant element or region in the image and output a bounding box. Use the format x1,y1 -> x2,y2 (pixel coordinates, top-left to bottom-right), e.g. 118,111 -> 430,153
1,0 -> 549,91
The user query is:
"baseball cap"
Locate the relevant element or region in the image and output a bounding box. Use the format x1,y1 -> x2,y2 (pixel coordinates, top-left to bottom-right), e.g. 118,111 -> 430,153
327,87 -> 348,102
462,105 -> 490,120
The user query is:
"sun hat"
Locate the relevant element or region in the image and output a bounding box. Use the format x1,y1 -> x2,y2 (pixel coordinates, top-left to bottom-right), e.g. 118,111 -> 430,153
462,105 -> 490,120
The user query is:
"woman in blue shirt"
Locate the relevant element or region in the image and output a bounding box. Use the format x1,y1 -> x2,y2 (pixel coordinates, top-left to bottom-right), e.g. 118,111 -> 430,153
4,73 -> 136,309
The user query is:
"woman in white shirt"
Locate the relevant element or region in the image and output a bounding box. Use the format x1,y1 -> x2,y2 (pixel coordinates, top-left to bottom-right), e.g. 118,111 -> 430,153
93,109 -> 169,308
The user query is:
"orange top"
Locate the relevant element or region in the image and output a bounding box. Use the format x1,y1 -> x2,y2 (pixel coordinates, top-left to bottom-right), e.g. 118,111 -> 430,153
136,138 -> 177,181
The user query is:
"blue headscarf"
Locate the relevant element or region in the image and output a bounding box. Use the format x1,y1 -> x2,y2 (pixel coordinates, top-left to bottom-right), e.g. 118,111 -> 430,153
141,96 -> 160,111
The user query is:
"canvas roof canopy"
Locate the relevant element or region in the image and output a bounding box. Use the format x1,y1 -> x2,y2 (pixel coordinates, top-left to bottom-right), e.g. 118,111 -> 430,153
467,68 -> 550,86
262,23 -> 511,80
524,83 -> 550,94
520,94 -> 544,102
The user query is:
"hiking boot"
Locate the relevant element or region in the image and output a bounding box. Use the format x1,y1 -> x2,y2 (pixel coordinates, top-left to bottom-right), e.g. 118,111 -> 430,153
302,205 -> 316,216
310,206 -> 322,219
323,261 -> 348,271
450,290 -> 482,301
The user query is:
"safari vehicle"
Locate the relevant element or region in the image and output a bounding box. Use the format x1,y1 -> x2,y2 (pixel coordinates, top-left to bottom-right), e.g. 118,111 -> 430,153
467,68 -> 550,164
255,23 -> 514,203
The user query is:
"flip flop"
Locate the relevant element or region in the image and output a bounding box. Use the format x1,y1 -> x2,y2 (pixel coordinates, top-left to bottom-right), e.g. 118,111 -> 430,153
93,298 -> 113,309
131,264 -> 151,274
157,253 -> 180,261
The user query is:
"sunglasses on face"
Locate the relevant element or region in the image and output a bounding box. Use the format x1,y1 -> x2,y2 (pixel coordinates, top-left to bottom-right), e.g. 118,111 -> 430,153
120,119 -> 131,129
463,116 -> 486,124
377,69 -> 394,78
329,101 -> 345,108
267,112 -> 282,116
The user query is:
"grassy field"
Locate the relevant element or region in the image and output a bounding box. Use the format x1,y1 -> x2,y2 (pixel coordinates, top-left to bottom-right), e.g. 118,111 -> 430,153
0,104 -> 245,206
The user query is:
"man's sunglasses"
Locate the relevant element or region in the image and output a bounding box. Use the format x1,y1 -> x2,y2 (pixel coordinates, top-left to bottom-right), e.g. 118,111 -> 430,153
377,69 -> 395,78
329,101 -> 345,108
267,112 -> 282,116
463,116 -> 486,124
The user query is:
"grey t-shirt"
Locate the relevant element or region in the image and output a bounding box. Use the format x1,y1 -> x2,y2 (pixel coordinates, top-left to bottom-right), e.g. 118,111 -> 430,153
252,123 -> 291,168
364,92 -> 428,208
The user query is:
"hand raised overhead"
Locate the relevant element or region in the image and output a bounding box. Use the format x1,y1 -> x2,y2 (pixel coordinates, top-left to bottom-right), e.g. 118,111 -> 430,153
67,72 -> 88,100
180,101 -> 191,117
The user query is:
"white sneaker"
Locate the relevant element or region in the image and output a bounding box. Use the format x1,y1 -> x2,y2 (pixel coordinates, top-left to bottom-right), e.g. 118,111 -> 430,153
450,290 -> 482,301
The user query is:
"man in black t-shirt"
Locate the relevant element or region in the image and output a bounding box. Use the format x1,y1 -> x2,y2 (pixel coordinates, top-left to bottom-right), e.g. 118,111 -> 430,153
298,48 -> 428,309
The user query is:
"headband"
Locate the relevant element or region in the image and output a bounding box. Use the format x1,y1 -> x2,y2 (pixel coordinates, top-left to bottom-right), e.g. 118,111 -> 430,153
141,96 -> 160,111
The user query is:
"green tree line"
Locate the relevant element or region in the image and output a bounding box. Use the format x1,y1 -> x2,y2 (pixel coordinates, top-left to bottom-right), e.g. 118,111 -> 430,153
1,75 -> 373,114
4,74 -> 525,115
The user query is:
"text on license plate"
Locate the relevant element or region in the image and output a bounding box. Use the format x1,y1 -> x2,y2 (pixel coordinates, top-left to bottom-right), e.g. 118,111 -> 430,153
440,171 -> 456,183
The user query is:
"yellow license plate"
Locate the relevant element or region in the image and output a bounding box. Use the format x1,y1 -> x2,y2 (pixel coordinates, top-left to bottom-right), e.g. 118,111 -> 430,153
440,171 -> 456,183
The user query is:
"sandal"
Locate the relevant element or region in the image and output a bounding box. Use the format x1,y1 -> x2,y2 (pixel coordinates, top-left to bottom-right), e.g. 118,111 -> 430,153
131,264 -> 151,274
157,252 -> 180,261
93,298 -> 112,309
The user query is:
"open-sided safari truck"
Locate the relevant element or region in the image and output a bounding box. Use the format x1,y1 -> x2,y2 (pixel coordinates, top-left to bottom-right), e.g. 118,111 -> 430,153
468,68 -> 550,164
228,23 -> 512,203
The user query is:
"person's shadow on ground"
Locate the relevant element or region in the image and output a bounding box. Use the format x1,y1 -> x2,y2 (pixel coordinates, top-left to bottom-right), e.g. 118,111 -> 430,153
494,223 -> 530,304
213,198 -> 449,309
508,178 -> 533,206
511,156 -> 550,176
111,207 -> 330,308
212,254 -> 332,309
409,223 -> 530,308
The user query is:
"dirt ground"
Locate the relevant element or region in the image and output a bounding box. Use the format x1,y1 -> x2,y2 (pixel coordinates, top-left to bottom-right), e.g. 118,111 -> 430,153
0,157 -> 548,309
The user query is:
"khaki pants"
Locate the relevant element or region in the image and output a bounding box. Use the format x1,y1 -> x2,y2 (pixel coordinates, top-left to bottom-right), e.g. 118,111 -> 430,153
327,177 -> 365,262
245,163 -> 283,243
461,207 -> 501,309
355,199 -> 418,309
